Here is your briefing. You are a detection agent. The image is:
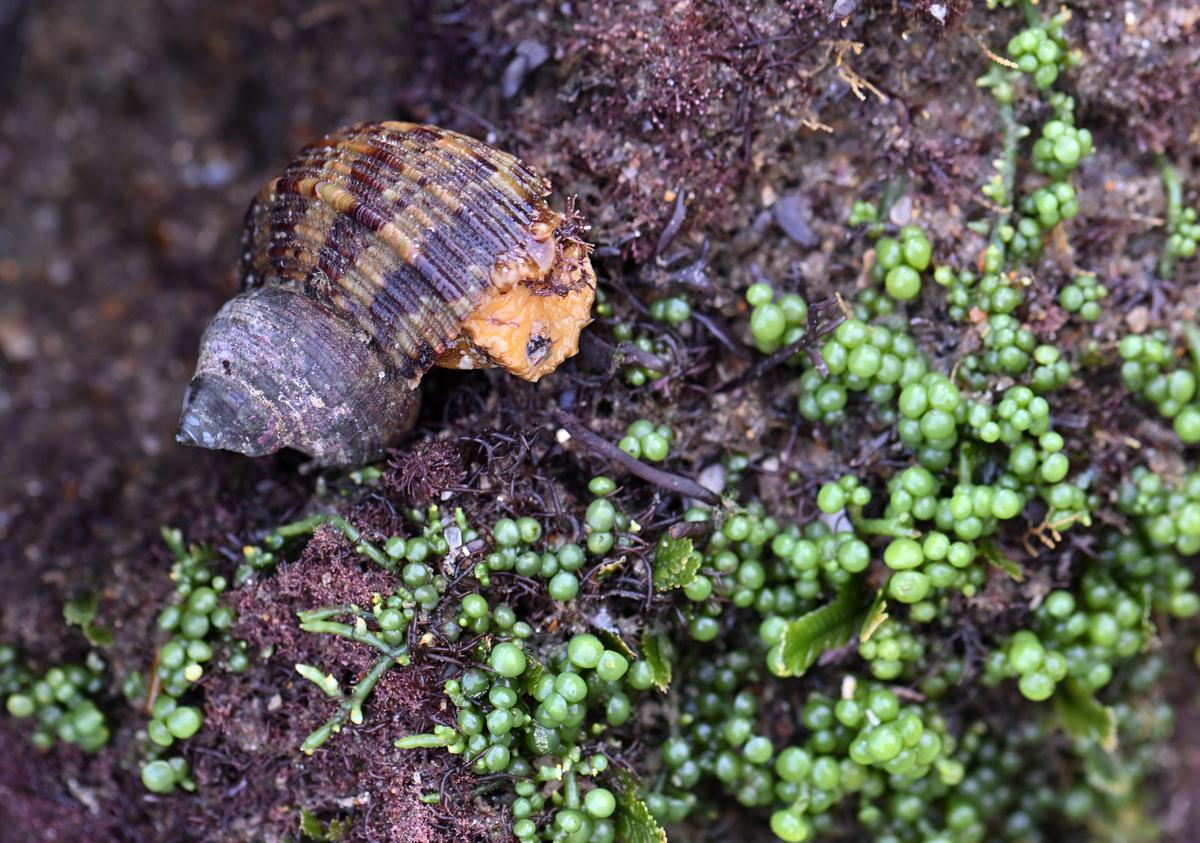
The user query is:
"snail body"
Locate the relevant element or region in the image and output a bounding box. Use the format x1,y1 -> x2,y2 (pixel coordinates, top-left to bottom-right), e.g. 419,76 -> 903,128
178,122 -> 595,465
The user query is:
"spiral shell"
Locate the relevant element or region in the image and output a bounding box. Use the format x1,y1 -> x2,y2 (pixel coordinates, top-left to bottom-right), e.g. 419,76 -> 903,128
177,122 -> 595,465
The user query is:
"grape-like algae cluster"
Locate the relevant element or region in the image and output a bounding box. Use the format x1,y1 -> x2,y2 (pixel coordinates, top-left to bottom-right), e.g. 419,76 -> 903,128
4,3 -> 1199,841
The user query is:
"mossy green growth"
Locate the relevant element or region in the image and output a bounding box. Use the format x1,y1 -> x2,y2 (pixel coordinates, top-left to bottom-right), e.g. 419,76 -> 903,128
394,622 -> 655,843
746,282 -> 810,356
135,527 -> 250,790
1118,328 -> 1200,443
1,644 -> 110,753
619,418 -> 674,463
1159,156 -> 1200,279
613,295 -> 691,387
112,5 -> 1197,840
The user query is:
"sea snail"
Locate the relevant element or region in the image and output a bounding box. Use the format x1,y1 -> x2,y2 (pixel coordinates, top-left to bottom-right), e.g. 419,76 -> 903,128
176,122 -> 596,465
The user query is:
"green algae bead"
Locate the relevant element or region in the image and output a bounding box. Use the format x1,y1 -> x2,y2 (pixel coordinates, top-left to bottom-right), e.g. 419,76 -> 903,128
141,760 -> 178,794
490,642 -> 527,678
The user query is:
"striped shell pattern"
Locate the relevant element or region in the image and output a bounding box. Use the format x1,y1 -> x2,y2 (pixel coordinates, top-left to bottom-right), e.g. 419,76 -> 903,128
177,122 -> 595,465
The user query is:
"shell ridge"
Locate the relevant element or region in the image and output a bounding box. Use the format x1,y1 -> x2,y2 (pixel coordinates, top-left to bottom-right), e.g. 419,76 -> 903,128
390,201 -> 481,308
425,138 -> 538,240
269,133 -> 471,370
190,121 -> 595,465
374,128 -> 535,266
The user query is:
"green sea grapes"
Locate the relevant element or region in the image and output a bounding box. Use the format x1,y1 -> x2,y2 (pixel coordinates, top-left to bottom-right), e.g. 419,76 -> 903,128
2,647 -> 109,753
799,319 -> 929,426
1057,273 -> 1107,322
747,283 -> 810,355
398,629 -> 647,843
872,225 -> 933,302
1006,14 -> 1076,91
1118,330 -> 1200,443
618,418 -> 674,462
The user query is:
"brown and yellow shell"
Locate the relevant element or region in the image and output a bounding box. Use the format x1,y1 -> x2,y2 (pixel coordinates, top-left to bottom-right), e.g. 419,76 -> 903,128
177,121 -> 595,465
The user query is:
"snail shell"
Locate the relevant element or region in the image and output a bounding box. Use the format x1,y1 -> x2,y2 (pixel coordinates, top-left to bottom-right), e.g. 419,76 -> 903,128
177,122 -> 596,465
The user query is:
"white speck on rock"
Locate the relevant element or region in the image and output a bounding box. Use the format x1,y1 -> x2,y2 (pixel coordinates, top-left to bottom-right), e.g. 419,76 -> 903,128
698,463 -> 726,495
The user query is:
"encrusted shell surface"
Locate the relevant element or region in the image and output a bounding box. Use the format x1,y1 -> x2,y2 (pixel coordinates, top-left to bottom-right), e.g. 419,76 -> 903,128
178,121 -> 595,465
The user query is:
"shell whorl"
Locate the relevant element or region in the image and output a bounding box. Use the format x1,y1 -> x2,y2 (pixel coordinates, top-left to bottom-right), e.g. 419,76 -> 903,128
179,122 -> 595,465
178,285 -> 419,465
239,121 -> 575,385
